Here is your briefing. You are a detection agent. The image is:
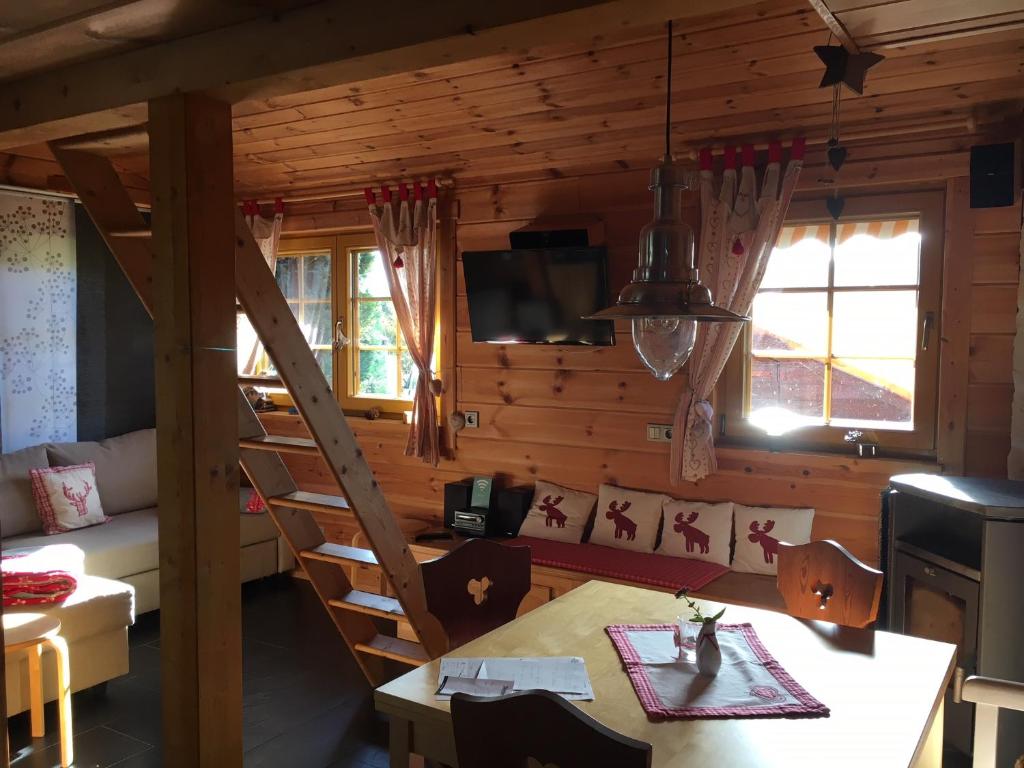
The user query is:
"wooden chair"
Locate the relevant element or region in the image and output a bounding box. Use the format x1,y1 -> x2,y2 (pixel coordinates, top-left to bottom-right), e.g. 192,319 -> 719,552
776,539 -> 883,628
962,675 -> 1024,768
451,690 -> 652,768
420,538 -> 531,648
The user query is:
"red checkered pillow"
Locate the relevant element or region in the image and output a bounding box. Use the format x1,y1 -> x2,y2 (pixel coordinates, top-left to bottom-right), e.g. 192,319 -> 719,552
29,463 -> 110,535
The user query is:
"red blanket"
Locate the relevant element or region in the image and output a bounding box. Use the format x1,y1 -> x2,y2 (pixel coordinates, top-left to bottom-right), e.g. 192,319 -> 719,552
506,536 -> 728,592
2,555 -> 78,607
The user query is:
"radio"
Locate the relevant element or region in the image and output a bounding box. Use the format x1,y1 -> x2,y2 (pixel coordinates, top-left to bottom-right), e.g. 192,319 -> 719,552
443,480 -> 534,537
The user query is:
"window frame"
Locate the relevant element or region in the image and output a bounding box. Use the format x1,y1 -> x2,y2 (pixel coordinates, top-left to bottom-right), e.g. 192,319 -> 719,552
721,190 -> 943,455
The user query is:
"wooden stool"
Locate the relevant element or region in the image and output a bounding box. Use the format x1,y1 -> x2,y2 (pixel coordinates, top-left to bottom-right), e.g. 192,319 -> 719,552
4,612 -> 73,767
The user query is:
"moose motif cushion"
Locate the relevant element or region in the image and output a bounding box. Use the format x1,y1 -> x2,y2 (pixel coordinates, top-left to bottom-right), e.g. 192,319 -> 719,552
588,484 -> 667,554
657,499 -> 734,567
517,480 -> 597,544
732,504 -> 814,575
29,463 -> 110,535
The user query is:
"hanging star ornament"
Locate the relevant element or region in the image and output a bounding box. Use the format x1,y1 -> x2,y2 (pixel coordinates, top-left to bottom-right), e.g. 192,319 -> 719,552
814,45 -> 884,95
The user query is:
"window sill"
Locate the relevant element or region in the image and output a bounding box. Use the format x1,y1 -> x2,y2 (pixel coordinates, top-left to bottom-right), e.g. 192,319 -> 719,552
714,438 -> 940,474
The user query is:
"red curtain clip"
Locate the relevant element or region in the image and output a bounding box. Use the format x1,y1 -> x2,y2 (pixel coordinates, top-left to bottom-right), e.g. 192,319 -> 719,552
427,179 -> 438,199
381,186 -> 392,203
363,188 -> 376,205
791,137 -> 806,160
273,197 -> 284,214
723,146 -> 737,170
741,144 -> 756,167
699,147 -> 713,171
413,183 -> 424,201
398,183 -> 409,201
768,141 -> 782,163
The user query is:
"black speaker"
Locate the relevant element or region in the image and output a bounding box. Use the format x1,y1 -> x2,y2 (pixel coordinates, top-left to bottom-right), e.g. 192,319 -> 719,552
970,142 -> 1019,209
495,485 -> 535,536
443,480 -> 472,529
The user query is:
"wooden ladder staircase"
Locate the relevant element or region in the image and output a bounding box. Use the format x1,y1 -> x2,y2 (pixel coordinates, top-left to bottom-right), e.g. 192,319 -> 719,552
51,142 -> 448,686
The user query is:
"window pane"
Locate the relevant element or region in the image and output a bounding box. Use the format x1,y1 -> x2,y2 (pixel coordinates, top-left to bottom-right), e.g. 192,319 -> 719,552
834,219 -> 920,287
276,258 -> 299,299
358,350 -> 397,396
315,349 -> 333,387
303,254 -> 331,300
358,300 -> 397,347
749,358 -> 826,433
401,351 -> 418,399
287,301 -> 300,320
301,302 -> 333,347
832,291 -> 918,359
761,226 -> 830,289
751,292 -> 828,356
831,358 -> 914,427
355,249 -> 390,298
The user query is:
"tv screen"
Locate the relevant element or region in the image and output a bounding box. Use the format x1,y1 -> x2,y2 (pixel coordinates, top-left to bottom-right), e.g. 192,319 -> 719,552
462,247 -> 615,346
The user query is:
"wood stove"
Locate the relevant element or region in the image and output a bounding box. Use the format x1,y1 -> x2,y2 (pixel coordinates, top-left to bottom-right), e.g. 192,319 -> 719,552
885,474 -> 1024,766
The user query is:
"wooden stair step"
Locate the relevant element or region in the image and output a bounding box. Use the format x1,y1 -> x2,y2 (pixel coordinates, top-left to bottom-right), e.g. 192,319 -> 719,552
329,590 -> 404,620
107,228 -> 152,238
355,635 -> 429,666
301,542 -> 378,568
267,491 -> 350,515
240,434 -> 320,456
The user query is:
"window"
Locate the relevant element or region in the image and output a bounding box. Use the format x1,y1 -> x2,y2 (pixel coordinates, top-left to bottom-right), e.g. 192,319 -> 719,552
723,192 -> 942,454
237,233 -> 419,415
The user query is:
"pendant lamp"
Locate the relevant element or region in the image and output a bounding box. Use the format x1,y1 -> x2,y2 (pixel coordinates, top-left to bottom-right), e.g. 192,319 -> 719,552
585,20 -> 747,381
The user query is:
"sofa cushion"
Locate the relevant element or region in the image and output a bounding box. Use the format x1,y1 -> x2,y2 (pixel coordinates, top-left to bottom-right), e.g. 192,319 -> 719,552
30,463 -> 110,534
589,484 -> 667,554
517,480 -> 595,544
47,428 -> 157,516
0,445 -> 49,538
658,500 -> 733,567
6,573 -> 134,642
733,504 -> 814,576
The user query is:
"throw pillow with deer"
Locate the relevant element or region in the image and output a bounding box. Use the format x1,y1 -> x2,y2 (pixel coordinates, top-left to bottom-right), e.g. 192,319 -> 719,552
517,480 -> 597,543
589,484 -> 668,553
732,503 -> 814,576
657,499 -> 734,566
29,462 -> 109,534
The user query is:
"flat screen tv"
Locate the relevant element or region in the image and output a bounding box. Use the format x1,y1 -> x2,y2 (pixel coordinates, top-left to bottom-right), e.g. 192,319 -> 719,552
462,247 -> 615,346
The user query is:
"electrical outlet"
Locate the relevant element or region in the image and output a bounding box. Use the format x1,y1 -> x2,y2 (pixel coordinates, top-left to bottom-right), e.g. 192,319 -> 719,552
464,410 -> 480,428
646,423 -> 672,442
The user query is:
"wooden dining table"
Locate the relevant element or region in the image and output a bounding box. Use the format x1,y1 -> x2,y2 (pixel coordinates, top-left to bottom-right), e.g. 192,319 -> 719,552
375,580 -> 956,768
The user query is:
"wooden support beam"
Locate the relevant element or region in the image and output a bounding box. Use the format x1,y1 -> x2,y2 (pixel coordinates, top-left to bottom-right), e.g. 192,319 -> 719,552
149,93 -> 241,767
806,0 -> 860,53
0,0 -> 755,149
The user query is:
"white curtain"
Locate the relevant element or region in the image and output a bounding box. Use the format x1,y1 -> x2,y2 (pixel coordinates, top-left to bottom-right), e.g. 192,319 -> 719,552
0,192 -> 77,451
367,183 -> 441,466
1008,212 -> 1024,478
239,201 -> 284,377
671,141 -> 804,483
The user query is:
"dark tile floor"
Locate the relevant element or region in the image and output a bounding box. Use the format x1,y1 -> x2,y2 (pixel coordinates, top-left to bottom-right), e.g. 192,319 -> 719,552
9,575 -> 390,767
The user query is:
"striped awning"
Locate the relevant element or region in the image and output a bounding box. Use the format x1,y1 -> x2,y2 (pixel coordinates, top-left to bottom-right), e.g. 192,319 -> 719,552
775,218 -> 919,249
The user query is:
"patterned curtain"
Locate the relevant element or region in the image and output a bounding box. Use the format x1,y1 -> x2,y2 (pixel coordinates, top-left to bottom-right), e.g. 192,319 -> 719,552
366,182 -> 441,466
0,192 -> 77,451
671,140 -> 804,483
239,200 -> 284,376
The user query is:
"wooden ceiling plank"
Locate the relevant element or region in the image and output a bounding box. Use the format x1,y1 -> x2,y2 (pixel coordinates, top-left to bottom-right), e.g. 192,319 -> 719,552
807,0 -> 861,52
0,0 -> 759,149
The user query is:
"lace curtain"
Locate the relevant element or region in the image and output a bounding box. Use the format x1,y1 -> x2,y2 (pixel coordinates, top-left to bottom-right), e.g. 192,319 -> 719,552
671,140 -> 804,483
238,200 -> 284,377
366,183 -> 441,466
0,192 -> 77,451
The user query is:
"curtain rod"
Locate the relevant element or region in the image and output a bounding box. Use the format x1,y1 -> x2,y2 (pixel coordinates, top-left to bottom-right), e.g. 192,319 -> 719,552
252,177 -> 455,206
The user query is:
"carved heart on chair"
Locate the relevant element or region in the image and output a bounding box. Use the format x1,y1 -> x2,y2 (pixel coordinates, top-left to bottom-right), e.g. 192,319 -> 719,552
467,577 -> 492,606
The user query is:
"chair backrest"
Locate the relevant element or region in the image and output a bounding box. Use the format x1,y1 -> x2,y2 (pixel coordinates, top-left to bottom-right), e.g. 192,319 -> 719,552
776,539 -> 883,628
451,690 -> 652,768
962,675 -> 1024,768
420,538 -> 532,648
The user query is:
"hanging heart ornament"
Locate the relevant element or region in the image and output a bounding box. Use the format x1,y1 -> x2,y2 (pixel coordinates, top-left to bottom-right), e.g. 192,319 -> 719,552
827,143 -> 847,172
826,195 -> 846,220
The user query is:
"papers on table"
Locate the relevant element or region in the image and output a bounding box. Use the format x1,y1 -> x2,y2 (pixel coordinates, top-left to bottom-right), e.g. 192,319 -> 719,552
436,656 -> 594,701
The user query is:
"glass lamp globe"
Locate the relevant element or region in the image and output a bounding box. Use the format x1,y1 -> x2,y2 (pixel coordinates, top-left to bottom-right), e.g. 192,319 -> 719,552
632,317 -> 697,380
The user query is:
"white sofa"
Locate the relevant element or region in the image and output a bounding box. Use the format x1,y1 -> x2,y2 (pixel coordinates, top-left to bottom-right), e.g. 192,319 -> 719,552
1,428 -> 294,714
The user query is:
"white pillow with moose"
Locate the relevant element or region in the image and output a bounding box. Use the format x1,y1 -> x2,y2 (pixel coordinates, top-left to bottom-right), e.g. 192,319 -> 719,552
657,499 -> 733,566
517,480 -> 597,544
732,503 -> 814,575
29,462 -> 110,535
588,484 -> 667,554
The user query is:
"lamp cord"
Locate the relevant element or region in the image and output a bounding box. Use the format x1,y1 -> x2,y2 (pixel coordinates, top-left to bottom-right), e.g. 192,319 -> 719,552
665,20 -> 673,160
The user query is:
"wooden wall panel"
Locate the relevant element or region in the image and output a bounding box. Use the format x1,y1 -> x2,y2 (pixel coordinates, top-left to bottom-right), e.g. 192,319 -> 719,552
966,195 -> 1022,477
